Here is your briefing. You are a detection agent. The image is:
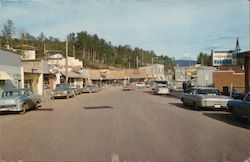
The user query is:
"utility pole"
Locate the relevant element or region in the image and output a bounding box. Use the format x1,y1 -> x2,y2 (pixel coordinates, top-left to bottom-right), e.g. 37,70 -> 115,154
73,45 -> 75,58
141,49 -> 143,66
44,43 -> 46,60
65,37 -> 68,84
136,56 -> 139,68
151,57 -> 154,64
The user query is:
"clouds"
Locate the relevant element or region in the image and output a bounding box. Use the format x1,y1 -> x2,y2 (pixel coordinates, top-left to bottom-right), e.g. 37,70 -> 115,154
0,0 -> 249,59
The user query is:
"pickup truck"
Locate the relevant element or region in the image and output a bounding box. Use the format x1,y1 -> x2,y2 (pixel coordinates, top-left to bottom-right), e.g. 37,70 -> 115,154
227,91 -> 250,120
181,87 -> 231,110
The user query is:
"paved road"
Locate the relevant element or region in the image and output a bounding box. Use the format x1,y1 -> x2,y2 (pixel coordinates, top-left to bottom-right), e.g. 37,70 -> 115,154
0,87 -> 249,162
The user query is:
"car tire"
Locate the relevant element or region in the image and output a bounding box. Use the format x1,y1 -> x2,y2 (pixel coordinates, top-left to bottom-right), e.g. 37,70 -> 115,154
230,107 -> 238,120
51,97 -> 54,100
33,102 -> 39,110
193,103 -> 200,111
20,103 -> 28,115
66,95 -> 69,99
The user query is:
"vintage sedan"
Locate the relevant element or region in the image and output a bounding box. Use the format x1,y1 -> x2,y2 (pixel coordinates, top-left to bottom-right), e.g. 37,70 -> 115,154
153,84 -> 170,95
0,88 -> 41,114
51,83 -> 75,99
123,83 -> 135,91
227,91 -> 250,120
135,82 -> 146,89
83,84 -> 100,93
70,85 -> 83,95
181,87 -> 232,110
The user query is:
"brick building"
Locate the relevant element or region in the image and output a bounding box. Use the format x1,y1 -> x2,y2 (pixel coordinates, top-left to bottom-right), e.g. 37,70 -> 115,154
237,51 -> 250,93
213,69 -> 245,93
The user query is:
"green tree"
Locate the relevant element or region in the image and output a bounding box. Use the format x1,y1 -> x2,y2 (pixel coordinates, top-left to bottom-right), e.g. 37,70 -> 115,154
197,52 -> 212,66
1,19 -> 15,46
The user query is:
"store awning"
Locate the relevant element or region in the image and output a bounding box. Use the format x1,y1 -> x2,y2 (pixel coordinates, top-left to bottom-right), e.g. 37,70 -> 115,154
0,71 -> 12,80
61,71 -> 86,78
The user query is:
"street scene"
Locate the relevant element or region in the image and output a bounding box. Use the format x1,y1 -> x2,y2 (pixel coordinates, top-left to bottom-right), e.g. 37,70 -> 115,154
0,0 -> 250,162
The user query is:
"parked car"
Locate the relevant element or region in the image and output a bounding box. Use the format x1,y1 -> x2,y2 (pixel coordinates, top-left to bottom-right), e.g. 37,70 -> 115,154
0,88 -> 41,114
153,84 -> 170,95
51,83 -> 75,99
135,82 -> 146,88
83,84 -> 100,93
181,87 -> 232,110
151,81 -> 168,90
123,83 -> 135,91
227,91 -> 250,120
70,85 -> 83,95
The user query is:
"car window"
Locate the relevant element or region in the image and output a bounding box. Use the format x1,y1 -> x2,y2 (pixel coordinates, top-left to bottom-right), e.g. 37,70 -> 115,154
196,89 -> 218,95
56,84 -> 69,89
2,91 -> 18,97
28,90 -> 34,96
245,94 -> 250,101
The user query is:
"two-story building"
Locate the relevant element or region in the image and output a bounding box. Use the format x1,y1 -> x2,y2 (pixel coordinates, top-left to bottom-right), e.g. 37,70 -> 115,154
139,64 -> 165,81
0,48 -> 24,96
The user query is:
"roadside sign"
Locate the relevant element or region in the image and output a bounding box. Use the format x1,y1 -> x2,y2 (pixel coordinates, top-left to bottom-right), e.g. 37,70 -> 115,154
212,50 -> 237,66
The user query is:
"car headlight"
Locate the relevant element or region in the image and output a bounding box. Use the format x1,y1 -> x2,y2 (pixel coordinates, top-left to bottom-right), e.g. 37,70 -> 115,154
51,91 -> 55,95
16,99 -> 22,108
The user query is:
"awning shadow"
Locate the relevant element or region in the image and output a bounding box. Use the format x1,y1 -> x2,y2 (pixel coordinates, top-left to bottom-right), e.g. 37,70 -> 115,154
203,112 -> 249,130
84,106 -> 113,109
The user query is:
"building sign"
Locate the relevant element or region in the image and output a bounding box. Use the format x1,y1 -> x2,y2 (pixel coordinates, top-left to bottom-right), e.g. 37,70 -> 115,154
212,50 -> 237,66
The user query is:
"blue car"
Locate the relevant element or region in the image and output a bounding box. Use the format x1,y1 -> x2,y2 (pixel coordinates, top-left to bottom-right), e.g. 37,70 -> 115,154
227,91 -> 250,120
0,88 -> 41,115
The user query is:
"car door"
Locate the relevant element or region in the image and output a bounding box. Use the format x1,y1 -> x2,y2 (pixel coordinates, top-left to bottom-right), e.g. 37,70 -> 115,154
28,90 -> 36,108
242,93 -> 250,118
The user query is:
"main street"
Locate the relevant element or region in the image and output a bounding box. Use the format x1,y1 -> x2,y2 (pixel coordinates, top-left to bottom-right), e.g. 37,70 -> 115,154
0,87 -> 249,162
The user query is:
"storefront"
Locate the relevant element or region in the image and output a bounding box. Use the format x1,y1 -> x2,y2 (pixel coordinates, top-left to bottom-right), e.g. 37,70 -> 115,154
0,49 -> 23,96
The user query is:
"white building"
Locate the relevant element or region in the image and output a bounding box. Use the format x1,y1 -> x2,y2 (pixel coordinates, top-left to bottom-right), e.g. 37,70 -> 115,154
0,48 -> 23,96
48,56 -> 85,88
22,60 -> 52,95
139,64 -> 165,81
197,66 -> 216,87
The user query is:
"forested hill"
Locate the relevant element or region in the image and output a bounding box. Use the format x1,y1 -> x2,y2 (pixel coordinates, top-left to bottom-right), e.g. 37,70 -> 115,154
5,30 -> 175,71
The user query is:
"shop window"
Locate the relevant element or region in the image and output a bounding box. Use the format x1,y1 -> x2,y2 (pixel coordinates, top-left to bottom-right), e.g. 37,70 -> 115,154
0,80 -> 5,85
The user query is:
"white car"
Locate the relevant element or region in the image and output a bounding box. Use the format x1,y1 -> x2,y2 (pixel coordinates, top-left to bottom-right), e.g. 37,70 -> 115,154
135,82 -> 146,88
153,84 -> 170,95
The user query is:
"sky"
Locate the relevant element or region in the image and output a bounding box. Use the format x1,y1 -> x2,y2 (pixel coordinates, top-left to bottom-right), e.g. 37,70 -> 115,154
0,0 -> 249,60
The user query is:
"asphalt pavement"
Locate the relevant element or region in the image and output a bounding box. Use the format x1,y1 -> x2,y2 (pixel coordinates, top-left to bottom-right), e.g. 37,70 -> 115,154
0,87 -> 249,162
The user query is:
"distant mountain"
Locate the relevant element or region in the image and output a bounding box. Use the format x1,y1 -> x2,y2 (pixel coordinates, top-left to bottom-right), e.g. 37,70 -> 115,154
175,60 -> 197,66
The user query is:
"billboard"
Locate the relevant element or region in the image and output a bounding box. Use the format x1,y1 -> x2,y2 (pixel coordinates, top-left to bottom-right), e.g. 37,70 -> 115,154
212,50 -> 237,66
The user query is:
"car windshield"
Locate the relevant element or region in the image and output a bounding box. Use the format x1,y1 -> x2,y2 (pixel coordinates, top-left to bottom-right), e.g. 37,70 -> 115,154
2,90 -> 27,98
56,84 -> 69,90
196,89 -> 219,95
154,81 -> 168,85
